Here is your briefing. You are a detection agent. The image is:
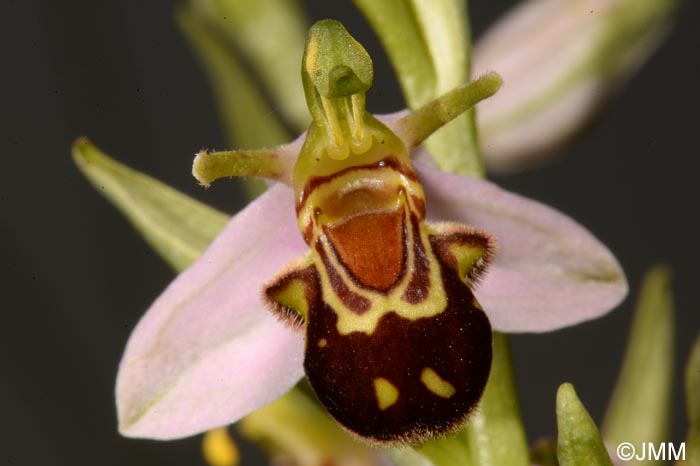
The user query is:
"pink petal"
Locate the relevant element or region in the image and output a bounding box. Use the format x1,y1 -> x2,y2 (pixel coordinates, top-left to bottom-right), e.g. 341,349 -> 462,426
116,183 -> 307,440
417,164 -> 627,332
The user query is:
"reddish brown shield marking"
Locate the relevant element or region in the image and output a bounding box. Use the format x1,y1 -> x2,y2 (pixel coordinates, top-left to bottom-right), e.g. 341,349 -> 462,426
325,208 -> 406,291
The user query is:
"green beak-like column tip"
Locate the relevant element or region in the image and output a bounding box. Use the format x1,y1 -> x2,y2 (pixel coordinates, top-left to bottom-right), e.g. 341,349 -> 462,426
303,19 -> 373,100
301,19 -> 376,160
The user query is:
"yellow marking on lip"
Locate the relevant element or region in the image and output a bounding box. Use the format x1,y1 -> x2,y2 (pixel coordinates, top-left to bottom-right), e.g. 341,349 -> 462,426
298,165 -> 447,335
317,338 -> 328,348
314,212 -> 447,335
420,367 -> 456,399
373,377 -> 399,410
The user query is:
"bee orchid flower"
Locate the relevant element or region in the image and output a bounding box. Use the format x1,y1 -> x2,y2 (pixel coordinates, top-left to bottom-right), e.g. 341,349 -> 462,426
116,20 -> 627,444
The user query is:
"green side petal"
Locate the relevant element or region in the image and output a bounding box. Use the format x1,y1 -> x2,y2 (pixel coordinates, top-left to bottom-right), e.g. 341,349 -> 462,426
354,0 -> 483,177
683,335 -> 700,466
72,137 -> 228,272
396,73 -> 502,149
602,265 -> 674,462
192,147 -> 295,187
557,383 -> 613,466
176,5 -> 291,198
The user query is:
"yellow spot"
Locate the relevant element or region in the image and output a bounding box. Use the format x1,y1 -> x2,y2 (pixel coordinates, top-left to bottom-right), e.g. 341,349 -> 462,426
202,427 -> 239,466
420,367 -> 456,399
373,377 -> 399,410
317,338 -> 328,348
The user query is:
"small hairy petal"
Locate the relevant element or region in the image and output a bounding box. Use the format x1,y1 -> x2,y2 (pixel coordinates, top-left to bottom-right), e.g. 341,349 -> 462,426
116,184 -> 307,440
417,164 -> 627,332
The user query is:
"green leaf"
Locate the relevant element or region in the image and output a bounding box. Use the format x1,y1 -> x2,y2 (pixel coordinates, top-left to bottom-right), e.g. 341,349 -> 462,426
602,265 -> 674,463
190,0 -> 310,132
72,137 -> 228,272
354,0 -> 483,178
557,383 -> 613,466
682,335 -> 700,466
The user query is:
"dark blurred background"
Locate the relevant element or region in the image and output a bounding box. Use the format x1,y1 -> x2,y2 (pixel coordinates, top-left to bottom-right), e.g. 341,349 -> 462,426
1,0 -> 698,465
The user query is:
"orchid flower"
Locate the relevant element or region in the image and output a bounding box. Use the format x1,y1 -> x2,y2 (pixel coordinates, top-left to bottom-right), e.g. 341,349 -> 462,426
114,20 -> 627,443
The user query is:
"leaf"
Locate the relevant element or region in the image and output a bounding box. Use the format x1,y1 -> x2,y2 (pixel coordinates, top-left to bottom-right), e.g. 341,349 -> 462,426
602,265 -> 674,464
72,137 -> 228,271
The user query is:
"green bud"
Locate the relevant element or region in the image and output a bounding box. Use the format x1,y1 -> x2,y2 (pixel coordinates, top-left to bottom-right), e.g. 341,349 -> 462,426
557,383 -> 613,466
